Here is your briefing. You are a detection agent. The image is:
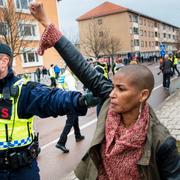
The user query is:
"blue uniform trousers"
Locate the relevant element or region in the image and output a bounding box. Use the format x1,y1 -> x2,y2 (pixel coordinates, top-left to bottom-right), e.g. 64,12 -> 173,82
0,160 -> 40,180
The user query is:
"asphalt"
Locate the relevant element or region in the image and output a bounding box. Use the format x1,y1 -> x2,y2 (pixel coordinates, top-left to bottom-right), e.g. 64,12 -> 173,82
63,88 -> 180,180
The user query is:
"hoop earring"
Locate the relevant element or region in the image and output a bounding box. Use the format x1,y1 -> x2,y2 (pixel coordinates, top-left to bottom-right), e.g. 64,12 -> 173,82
137,103 -> 142,121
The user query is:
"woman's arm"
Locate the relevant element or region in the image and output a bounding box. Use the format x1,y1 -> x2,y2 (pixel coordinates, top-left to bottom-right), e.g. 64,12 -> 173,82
29,2 -> 112,99
156,136 -> 180,179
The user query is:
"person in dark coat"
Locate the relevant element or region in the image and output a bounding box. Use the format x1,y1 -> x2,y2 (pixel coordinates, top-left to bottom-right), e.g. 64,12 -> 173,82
35,66 -> 41,82
30,3 -> 180,180
160,54 -> 173,89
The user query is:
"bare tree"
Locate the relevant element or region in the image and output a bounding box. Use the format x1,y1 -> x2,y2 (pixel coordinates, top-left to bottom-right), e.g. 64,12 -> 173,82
102,35 -> 121,72
80,20 -> 109,59
0,1 -> 33,65
80,20 -> 121,63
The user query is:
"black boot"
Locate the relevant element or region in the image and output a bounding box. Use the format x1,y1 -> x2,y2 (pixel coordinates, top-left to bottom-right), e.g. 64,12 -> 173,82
76,135 -> 85,142
55,143 -> 69,153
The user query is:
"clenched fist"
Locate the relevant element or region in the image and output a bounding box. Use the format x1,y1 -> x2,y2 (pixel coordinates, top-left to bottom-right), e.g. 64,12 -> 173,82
29,2 -> 50,27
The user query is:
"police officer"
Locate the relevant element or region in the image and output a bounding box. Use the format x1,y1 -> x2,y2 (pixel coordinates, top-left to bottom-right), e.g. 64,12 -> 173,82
95,58 -> 109,79
0,43 -> 96,179
56,68 -> 84,153
172,53 -> 180,76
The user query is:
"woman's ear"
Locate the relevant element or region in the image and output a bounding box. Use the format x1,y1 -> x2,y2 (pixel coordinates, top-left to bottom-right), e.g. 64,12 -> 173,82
139,89 -> 150,102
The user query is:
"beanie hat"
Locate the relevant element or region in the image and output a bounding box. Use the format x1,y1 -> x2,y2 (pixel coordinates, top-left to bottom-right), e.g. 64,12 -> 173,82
0,43 -> 12,57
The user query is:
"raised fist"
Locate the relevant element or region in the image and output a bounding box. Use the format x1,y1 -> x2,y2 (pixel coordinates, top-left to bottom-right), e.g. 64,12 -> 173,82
29,2 -> 50,27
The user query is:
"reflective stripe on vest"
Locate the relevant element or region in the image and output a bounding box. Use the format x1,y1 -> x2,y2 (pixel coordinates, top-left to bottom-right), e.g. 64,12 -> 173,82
57,75 -> 68,90
0,79 -> 34,150
57,74 -> 77,90
95,65 -> 108,79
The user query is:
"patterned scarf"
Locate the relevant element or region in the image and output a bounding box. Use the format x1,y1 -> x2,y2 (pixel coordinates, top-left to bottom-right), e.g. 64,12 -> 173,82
98,103 -> 150,180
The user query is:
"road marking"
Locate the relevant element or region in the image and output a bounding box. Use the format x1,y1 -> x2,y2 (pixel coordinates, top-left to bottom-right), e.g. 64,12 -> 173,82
153,77 -> 177,91
41,76 -> 179,150
41,118 -> 97,150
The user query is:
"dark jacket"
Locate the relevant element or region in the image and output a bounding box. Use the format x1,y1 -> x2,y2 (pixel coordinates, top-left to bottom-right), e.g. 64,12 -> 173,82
54,36 -> 180,179
160,59 -> 173,75
0,68 -> 87,119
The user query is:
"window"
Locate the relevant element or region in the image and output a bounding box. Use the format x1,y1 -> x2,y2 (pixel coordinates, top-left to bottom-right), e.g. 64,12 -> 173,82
140,18 -> 143,25
151,41 -> 154,47
0,22 -> 8,35
0,0 -> 6,7
99,31 -> 103,37
155,41 -> 159,46
173,35 -> 175,40
149,41 -> 151,47
154,22 -> 157,27
145,41 -> 147,47
22,49 -> 42,67
140,30 -> 143,36
18,22 -> 39,40
97,19 -> 102,25
129,15 -> 132,22
155,32 -> 158,37
141,41 -> 144,47
144,30 -> 147,37
169,34 -> 171,39
133,15 -> 138,23
144,19 -> 146,26
163,33 -> 166,38
19,23 -> 36,37
134,39 -> 139,46
15,0 -> 33,11
133,27 -> 139,35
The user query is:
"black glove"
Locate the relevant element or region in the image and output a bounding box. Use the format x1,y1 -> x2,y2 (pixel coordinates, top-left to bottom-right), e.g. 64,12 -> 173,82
78,92 -> 100,108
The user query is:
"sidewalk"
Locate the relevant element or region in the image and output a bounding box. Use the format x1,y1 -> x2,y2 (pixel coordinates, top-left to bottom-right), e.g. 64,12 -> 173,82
63,89 -> 180,180
156,89 -> 180,141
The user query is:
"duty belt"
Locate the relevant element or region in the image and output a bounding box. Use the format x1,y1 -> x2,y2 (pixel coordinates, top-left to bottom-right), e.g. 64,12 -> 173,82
0,140 -> 40,170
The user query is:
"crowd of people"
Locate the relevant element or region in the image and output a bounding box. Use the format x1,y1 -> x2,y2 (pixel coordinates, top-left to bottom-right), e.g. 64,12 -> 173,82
0,2 -> 179,180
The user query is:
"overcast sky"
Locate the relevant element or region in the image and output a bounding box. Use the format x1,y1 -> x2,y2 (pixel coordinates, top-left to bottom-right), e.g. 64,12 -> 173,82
57,0 -> 180,38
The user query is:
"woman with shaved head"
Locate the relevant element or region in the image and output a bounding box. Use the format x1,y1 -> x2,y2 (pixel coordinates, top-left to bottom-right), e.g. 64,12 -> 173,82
30,2 -> 180,180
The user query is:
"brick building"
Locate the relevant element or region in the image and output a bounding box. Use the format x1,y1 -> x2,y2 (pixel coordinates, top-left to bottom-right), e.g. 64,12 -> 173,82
77,1 -> 180,59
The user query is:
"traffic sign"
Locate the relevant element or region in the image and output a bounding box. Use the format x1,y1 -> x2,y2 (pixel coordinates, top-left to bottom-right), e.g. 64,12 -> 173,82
160,43 -> 165,57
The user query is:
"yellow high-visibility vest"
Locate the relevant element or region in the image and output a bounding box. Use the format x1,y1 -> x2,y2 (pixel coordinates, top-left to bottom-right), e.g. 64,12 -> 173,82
0,79 -> 34,150
174,55 -> 178,65
95,64 -> 109,79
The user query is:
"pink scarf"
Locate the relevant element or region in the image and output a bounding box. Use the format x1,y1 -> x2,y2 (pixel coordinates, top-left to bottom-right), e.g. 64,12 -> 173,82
98,103 -> 150,180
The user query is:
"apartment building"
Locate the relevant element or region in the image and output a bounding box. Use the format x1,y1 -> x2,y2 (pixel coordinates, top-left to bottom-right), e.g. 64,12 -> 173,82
77,1 -> 180,59
0,0 -> 62,75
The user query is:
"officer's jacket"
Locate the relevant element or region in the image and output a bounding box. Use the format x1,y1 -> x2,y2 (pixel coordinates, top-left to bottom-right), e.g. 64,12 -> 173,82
53,35 -> 180,179
0,68 -> 87,150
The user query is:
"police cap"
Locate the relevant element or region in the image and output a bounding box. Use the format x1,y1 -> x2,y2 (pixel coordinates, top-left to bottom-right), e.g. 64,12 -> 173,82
0,43 -> 12,57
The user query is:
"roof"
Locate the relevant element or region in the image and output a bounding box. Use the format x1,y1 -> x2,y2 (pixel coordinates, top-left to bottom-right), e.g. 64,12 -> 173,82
76,1 -> 180,28
77,1 -> 128,21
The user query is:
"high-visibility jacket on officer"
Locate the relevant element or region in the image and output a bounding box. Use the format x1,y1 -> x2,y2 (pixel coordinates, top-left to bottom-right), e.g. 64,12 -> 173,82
95,62 -> 109,79
58,69 -> 77,91
173,54 -> 178,65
